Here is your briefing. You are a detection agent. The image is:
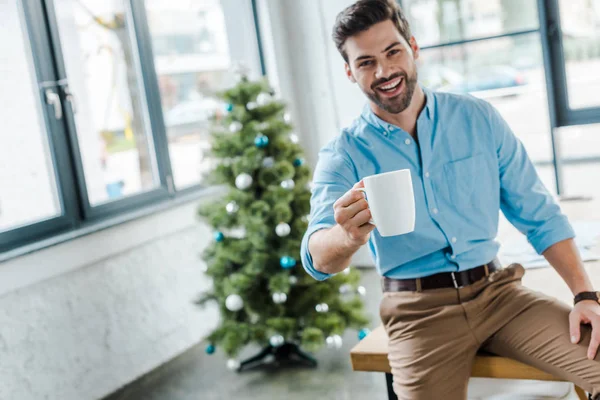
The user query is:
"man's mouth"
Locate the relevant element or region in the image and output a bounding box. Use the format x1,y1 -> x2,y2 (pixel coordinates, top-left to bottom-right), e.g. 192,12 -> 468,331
375,76 -> 405,98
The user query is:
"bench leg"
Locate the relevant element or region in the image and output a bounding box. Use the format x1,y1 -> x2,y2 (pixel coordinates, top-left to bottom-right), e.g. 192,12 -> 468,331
385,373 -> 398,400
575,385 -> 588,400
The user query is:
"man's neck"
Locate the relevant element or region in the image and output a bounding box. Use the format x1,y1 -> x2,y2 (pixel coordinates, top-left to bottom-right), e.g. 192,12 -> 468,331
369,86 -> 426,139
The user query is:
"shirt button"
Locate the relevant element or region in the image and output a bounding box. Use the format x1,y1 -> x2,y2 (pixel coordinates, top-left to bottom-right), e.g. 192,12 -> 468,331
432,208 -> 439,214
405,138 -> 411,145
383,131 -> 389,137
451,255 -> 456,260
451,237 -> 457,243
425,172 -> 430,178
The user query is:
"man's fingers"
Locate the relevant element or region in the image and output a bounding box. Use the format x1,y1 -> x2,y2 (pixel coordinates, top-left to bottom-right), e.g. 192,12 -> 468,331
587,316 -> 600,360
588,335 -> 600,360
569,310 -> 582,344
351,208 -> 372,227
353,180 -> 365,189
334,188 -> 364,209
335,198 -> 369,225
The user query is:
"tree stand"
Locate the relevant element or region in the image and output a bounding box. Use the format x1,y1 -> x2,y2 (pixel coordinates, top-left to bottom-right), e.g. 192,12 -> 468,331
238,342 -> 317,371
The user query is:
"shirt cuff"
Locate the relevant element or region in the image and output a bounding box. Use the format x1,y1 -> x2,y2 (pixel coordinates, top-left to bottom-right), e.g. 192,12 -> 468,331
528,214 -> 576,254
300,222 -> 335,281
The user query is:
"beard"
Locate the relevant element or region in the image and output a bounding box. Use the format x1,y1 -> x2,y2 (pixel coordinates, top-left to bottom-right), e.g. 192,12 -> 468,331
364,69 -> 418,114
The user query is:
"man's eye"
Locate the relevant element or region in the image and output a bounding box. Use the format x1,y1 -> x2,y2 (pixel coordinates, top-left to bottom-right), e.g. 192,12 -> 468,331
389,49 -> 400,56
359,60 -> 373,67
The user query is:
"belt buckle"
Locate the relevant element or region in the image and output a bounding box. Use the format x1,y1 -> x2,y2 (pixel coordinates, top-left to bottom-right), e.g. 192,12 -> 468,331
451,271 -> 462,289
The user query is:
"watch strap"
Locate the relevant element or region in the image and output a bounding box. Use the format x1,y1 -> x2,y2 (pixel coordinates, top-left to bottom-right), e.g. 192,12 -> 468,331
574,291 -> 600,305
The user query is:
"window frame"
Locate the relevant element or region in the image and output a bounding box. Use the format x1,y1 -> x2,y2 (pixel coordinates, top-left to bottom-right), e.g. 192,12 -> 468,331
1,0 -> 265,255
544,0 -> 600,127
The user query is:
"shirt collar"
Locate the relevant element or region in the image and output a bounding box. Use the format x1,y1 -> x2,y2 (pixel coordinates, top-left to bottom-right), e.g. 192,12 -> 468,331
361,85 -> 435,133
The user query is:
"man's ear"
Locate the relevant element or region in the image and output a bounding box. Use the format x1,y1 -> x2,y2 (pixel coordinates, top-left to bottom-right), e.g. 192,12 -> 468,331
345,63 -> 356,83
410,36 -> 420,60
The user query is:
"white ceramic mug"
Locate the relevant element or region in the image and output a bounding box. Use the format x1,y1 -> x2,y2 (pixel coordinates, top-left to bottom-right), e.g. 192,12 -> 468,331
357,169 -> 415,237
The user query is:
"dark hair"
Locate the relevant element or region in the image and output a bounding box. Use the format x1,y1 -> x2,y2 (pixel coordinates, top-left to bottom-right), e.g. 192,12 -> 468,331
332,0 -> 412,63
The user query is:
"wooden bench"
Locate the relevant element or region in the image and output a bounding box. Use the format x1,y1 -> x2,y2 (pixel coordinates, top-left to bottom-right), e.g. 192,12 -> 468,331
350,325 -> 588,400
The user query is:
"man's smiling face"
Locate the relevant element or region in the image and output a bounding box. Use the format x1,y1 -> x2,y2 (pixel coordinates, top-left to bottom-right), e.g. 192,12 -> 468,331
344,19 -> 419,114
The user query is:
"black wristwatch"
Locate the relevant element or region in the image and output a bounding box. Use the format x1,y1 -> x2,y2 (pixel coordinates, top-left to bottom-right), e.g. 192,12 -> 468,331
574,291 -> 600,305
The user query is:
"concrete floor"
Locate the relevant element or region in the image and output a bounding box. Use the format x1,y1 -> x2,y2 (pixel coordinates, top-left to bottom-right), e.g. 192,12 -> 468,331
104,267 -> 388,400
104,268 -> 579,400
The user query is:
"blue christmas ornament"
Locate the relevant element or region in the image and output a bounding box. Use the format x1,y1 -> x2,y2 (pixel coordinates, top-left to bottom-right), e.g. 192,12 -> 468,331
206,344 -> 215,354
214,231 -> 225,242
358,328 -> 371,341
225,103 -> 233,112
293,158 -> 304,167
280,256 -> 297,269
254,134 -> 269,148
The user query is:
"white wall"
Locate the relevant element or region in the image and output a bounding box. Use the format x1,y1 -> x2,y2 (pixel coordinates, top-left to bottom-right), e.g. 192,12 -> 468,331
0,200 -> 217,400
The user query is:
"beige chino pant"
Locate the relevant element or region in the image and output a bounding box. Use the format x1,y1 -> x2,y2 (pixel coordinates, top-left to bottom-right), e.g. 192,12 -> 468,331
379,264 -> 600,399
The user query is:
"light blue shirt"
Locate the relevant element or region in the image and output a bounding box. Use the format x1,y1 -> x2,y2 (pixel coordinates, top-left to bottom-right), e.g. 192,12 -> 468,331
300,88 -> 575,281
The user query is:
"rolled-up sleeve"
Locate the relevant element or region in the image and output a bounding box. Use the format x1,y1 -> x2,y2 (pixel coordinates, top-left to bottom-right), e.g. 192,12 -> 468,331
490,105 -> 575,254
301,139 -> 357,280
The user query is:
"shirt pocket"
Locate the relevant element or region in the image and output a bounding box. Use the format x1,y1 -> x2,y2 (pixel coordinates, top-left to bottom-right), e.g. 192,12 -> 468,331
444,153 -> 487,208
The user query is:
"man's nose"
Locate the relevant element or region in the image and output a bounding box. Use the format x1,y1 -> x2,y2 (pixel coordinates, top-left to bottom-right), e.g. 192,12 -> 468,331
375,60 -> 394,81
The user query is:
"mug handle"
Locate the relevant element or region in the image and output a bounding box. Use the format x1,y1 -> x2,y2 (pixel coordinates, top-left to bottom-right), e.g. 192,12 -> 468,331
355,188 -> 376,225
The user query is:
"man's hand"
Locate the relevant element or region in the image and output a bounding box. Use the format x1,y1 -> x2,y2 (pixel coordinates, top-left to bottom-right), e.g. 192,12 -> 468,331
333,181 -> 376,247
569,300 -> 600,359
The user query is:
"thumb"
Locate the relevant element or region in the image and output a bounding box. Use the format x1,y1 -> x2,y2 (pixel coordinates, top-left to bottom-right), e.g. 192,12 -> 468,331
353,180 -> 365,189
569,310 -> 581,344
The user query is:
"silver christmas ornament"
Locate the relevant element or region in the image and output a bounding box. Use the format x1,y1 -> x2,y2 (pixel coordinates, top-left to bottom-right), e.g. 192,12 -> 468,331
289,133 -> 299,144
315,303 -> 329,313
227,358 -> 241,371
229,121 -> 243,133
326,335 -> 343,349
247,101 -> 258,110
250,314 -> 260,324
269,334 -> 285,347
275,222 -> 291,237
225,294 -> 244,312
343,267 -> 351,275
281,179 -> 295,190
262,157 -> 275,168
272,292 -> 287,304
289,275 -> 298,285
256,93 -> 271,106
284,112 -> 292,124
357,286 -> 367,296
339,284 -> 352,294
226,201 -> 239,214
235,173 -> 253,190
228,227 -> 247,239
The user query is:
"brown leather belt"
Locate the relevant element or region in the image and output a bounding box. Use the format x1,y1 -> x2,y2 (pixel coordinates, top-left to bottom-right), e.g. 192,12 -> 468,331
382,258 -> 502,292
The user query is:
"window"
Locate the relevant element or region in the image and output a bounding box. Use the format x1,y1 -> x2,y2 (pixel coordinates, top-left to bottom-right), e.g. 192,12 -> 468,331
0,0 -> 62,232
557,0 -> 600,110
52,0 -> 160,206
402,0 -> 600,196
1,0 -> 263,254
145,0 -> 263,189
406,0 -> 539,47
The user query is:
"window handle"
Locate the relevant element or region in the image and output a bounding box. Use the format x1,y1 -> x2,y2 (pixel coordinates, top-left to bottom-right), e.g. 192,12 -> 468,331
63,85 -> 77,114
45,88 -> 63,120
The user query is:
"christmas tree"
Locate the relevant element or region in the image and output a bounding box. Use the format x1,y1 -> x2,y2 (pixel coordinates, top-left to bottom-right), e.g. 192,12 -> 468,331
196,70 -> 370,371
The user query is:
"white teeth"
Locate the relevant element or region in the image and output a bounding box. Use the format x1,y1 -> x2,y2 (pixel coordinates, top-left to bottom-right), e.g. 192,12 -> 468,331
379,77 -> 403,91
